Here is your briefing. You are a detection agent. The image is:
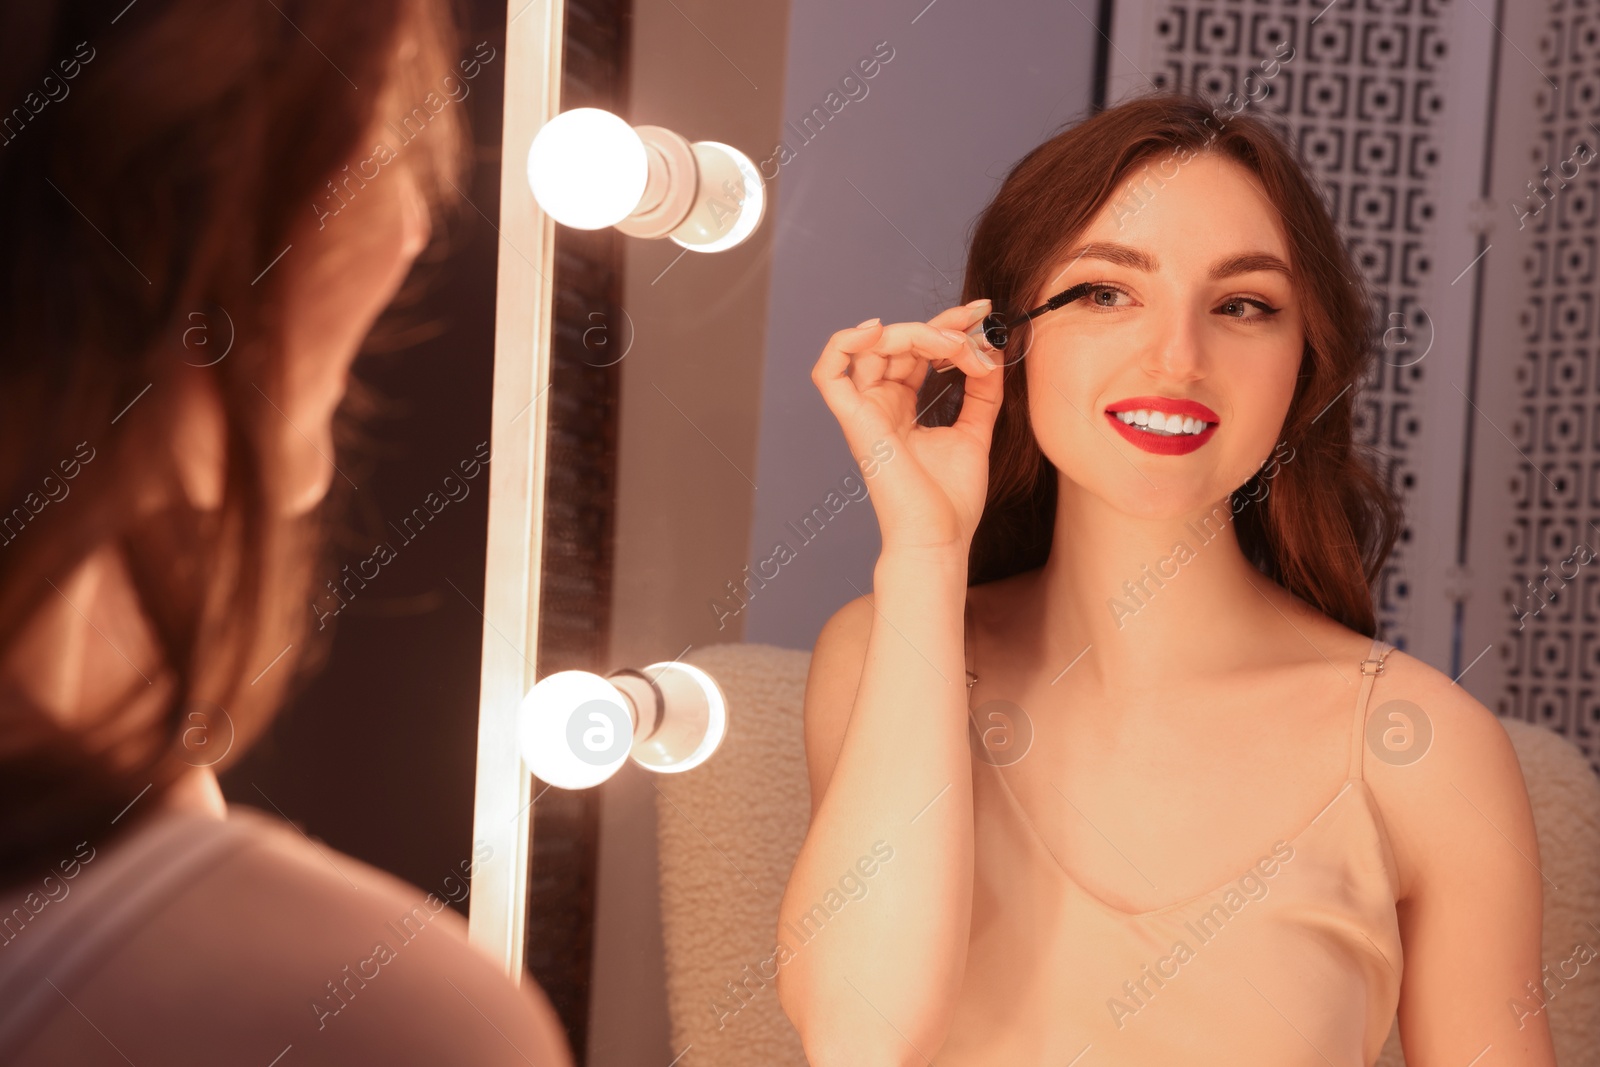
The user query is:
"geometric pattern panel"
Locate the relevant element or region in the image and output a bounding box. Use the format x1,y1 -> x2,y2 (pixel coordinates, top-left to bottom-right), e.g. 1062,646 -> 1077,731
1491,0 -> 1600,772
1143,0 -> 1451,657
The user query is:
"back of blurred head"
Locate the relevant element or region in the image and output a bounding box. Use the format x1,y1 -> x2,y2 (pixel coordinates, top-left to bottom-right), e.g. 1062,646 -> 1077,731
0,0 -> 468,884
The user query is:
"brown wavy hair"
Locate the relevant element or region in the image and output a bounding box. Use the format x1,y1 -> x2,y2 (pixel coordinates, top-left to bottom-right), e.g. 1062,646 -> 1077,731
0,0 -> 466,886
918,89 -> 1401,638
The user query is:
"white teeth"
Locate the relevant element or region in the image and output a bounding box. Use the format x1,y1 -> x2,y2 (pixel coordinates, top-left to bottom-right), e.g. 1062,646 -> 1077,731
1114,408 -> 1210,436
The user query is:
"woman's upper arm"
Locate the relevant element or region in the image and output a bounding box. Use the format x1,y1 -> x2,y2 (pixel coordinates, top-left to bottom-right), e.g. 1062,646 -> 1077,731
802,594 -> 876,822
1374,661 -> 1558,1065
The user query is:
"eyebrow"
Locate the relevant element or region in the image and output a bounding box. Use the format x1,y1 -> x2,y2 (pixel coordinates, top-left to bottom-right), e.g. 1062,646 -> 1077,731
1058,242 -> 1293,281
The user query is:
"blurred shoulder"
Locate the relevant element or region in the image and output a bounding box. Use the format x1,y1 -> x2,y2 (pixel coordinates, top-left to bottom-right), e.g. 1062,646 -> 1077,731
11,805 -> 573,1067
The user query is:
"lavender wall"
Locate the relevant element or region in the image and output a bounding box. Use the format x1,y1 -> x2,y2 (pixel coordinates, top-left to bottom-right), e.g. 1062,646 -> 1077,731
591,4 -> 1104,1062
740,0 -> 1104,650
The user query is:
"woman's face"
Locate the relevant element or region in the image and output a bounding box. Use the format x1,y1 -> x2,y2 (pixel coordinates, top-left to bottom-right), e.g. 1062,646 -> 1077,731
273,109 -> 433,515
276,140 -> 435,518
168,91 -> 434,519
1021,150 -> 1304,520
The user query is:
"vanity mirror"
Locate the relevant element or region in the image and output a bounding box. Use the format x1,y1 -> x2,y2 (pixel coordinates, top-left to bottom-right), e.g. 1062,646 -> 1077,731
468,1 -> 1600,1065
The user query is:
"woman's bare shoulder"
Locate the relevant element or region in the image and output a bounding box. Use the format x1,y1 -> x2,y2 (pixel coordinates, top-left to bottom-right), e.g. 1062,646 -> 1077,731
1352,644 -> 1532,906
8,807 -> 573,1067
1240,599 -> 1529,903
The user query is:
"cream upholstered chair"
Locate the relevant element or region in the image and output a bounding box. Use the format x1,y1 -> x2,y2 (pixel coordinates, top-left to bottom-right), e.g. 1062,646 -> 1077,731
654,643 -> 1600,1066
652,643 -> 813,1065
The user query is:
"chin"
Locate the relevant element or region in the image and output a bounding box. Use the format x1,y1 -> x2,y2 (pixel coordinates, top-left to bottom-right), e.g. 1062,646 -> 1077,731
285,477 -> 334,518
279,434 -> 339,518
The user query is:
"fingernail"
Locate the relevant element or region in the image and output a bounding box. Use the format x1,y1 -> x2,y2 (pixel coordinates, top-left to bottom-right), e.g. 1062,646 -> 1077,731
855,317 -> 881,328
964,298 -> 992,309
940,328 -> 967,344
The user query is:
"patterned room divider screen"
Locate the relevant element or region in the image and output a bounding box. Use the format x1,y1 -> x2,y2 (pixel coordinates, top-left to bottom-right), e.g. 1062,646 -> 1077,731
1105,0 -> 1597,773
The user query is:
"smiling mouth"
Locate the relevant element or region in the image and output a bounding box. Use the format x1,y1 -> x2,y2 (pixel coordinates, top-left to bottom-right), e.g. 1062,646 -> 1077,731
1109,408 -> 1215,437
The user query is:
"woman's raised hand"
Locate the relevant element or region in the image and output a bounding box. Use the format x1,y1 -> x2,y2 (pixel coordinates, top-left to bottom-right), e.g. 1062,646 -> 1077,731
810,298 -> 1004,557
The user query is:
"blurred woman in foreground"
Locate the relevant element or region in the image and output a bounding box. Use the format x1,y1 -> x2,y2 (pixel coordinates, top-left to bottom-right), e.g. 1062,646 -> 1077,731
0,2 -> 572,1063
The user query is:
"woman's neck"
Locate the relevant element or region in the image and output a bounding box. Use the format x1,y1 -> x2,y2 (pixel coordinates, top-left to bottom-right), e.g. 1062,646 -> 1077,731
158,766 -> 229,820
1035,481 -> 1308,692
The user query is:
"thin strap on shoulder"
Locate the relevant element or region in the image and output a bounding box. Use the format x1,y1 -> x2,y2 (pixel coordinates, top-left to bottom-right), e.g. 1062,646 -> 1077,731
1349,635 -> 1395,779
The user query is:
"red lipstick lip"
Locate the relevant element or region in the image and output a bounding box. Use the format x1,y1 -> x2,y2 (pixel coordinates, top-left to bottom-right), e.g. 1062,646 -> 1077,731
1104,409 -> 1218,455
1104,396 -> 1221,423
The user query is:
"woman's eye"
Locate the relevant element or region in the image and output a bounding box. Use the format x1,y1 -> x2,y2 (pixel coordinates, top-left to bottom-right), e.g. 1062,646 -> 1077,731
1085,284 -> 1130,308
1217,297 -> 1280,321
1070,285 -> 1280,322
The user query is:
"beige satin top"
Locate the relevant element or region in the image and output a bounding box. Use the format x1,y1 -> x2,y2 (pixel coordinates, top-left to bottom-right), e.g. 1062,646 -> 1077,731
936,622 -> 1404,1065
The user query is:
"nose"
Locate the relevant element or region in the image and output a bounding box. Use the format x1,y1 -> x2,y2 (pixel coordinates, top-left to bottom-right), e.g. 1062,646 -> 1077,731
1140,299 -> 1208,383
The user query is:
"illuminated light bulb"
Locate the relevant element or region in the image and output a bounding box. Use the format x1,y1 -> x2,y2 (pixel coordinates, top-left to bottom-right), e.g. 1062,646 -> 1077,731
516,662 -> 728,790
526,110 -> 765,251
526,107 -> 649,230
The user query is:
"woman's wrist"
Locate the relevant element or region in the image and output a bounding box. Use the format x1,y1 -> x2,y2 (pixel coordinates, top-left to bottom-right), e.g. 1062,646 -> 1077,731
874,544 -> 969,586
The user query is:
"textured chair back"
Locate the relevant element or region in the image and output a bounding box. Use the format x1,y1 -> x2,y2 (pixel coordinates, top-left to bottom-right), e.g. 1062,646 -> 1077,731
655,643 -> 813,1065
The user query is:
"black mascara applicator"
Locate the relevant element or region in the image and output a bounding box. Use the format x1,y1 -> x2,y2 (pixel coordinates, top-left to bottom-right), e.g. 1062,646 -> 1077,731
932,281 -> 1095,372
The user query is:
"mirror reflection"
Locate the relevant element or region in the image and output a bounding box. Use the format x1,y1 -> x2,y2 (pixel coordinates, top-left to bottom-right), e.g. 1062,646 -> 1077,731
541,2 -> 1599,1066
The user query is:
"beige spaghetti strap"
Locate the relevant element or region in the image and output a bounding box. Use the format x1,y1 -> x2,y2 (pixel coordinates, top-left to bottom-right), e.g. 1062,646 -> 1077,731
1350,636 -> 1395,780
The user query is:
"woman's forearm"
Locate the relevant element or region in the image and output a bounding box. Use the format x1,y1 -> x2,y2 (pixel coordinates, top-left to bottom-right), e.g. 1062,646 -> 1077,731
776,550 -> 975,1064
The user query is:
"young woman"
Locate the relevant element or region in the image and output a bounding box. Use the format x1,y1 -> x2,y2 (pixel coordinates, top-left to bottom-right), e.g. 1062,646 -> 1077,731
778,92 -> 1555,1065
0,3 -> 570,1064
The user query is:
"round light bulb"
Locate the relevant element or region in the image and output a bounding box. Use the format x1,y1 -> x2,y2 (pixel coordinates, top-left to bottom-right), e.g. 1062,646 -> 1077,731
527,108 -> 649,230
517,669 -> 635,790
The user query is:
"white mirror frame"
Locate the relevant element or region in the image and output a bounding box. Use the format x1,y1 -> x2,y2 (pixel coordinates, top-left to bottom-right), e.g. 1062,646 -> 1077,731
465,0 -> 565,977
